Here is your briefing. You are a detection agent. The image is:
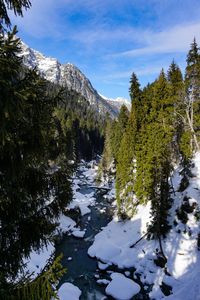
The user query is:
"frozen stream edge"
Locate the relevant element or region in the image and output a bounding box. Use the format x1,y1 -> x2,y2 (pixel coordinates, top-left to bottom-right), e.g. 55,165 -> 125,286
22,153 -> 200,300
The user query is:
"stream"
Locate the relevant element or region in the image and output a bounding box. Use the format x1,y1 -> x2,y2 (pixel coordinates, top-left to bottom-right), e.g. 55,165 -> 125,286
55,163 -> 149,300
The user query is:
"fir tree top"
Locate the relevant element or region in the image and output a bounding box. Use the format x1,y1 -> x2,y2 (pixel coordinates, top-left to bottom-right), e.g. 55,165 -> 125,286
186,38 -> 199,66
129,72 -> 141,102
167,60 -> 183,84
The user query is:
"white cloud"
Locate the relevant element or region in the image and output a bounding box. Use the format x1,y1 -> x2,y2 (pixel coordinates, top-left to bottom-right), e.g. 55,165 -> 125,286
9,0 -> 200,97
10,0 -> 146,46
72,26 -> 146,46
10,0 -> 72,38
99,65 -> 170,82
10,0 -> 200,57
113,22 -> 200,57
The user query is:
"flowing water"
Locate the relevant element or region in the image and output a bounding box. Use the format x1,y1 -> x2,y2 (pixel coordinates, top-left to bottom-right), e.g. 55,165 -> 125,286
56,166 -> 149,300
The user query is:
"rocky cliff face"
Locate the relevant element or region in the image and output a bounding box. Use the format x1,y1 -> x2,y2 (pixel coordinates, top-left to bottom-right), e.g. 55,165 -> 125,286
19,42 -> 130,117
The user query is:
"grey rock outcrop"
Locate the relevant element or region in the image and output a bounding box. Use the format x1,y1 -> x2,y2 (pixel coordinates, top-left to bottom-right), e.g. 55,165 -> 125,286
19,42 -> 130,117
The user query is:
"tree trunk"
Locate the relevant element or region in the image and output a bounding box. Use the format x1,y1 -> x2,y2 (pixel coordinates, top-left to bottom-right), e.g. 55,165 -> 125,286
186,109 -> 200,152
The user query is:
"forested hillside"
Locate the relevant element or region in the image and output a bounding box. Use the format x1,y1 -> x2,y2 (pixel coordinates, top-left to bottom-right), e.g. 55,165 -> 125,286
0,26 -> 104,299
100,37 -> 200,260
1,1 -> 200,299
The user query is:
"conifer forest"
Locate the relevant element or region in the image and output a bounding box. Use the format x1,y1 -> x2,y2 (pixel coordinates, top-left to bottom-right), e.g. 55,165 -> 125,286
1,1 -> 200,299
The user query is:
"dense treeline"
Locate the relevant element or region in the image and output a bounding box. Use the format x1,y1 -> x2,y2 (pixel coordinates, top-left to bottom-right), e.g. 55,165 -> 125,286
55,88 -> 104,162
102,39 -> 200,243
1,0 -> 200,297
0,1 -> 104,297
98,107 -> 129,181
0,27 -> 104,300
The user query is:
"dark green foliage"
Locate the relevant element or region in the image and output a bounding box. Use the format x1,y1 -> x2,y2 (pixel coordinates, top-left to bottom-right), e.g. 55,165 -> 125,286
54,88 -> 104,162
0,0 -> 31,29
110,105 -> 129,162
176,207 -> 188,224
136,71 -> 174,237
0,28 -> 105,300
100,116 -> 114,175
99,38 -> 200,254
98,106 -> 129,183
0,255 -> 65,300
168,60 -> 183,90
167,61 -> 186,161
178,173 -> 190,192
136,123 -> 173,237
112,49 -> 200,239
116,112 -> 137,215
116,73 -> 142,216
115,68 -> 182,236
184,38 -> 200,153
129,72 -> 141,107
0,28 -> 73,282
186,38 -> 199,67
179,130 -> 192,162
185,38 -> 200,107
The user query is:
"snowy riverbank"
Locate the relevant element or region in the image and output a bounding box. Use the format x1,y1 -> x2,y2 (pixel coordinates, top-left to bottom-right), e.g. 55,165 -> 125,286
22,153 -> 200,299
88,152 -> 200,300
22,159 -> 116,299
22,160 -> 99,299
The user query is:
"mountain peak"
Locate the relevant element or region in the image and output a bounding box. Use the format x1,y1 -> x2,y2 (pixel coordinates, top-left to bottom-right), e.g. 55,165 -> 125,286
19,41 -> 128,116
99,94 -> 131,111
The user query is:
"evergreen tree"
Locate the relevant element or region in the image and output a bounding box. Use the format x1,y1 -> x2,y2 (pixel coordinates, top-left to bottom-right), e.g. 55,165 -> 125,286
53,86 -> 104,162
168,60 -> 183,97
102,39 -> 200,256
129,72 -> 141,107
99,116 -> 114,178
98,106 -> 129,183
0,28 -> 72,285
0,28 -> 106,298
185,38 -> 200,152
116,73 -> 142,216
186,38 -> 199,67
0,255 -> 65,300
0,0 -> 31,29
116,112 -> 137,216
127,70 -> 173,237
145,70 -> 173,238
110,104 -> 129,162
144,124 -> 173,238
167,61 -> 186,161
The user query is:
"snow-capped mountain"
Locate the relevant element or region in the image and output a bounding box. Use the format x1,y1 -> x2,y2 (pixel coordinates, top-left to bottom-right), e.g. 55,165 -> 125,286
19,42 -> 130,117
100,94 -> 131,111
110,97 -> 131,111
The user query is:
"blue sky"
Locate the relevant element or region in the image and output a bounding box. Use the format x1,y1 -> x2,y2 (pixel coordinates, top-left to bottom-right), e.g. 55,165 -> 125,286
10,0 -> 200,99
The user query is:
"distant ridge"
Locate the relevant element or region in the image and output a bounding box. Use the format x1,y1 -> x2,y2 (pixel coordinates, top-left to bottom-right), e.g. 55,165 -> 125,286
19,41 -> 130,117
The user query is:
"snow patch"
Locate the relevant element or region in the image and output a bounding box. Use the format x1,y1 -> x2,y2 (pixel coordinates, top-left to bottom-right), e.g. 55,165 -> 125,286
58,282 -> 81,300
23,243 -> 54,276
89,152 -> 200,299
105,273 -> 140,300
72,229 -> 86,238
